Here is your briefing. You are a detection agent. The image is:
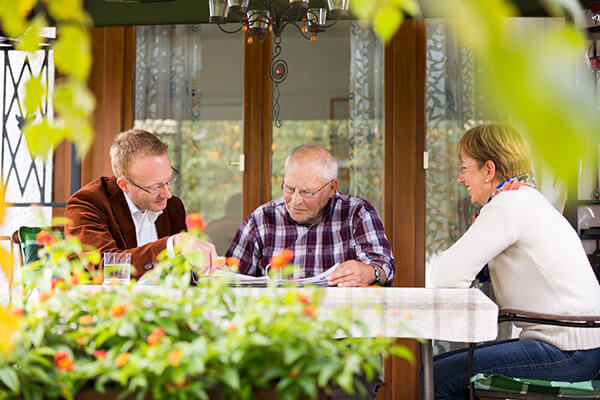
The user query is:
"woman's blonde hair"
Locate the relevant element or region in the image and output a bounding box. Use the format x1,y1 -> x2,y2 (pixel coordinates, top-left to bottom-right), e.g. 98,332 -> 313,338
457,124 -> 532,181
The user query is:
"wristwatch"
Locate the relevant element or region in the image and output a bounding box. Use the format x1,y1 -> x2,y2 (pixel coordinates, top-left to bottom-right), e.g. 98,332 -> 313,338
370,264 -> 382,285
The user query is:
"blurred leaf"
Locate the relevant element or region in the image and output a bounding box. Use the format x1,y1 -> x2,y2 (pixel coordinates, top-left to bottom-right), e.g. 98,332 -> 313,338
23,119 -> 64,158
373,6 -> 404,42
46,0 -> 90,24
0,366 -> 20,393
0,248 -> 13,291
222,367 -> 240,390
24,77 -> 44,116
53,25 -> 91,80
0,0 -> 36,37
18,16 -> 46,53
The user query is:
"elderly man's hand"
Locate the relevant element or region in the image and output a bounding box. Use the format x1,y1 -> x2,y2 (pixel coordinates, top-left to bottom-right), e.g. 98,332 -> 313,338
173,232 -> 219,274
327,260 -> 376,287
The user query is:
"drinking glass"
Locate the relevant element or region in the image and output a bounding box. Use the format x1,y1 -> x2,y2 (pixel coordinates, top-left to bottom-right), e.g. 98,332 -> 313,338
103,253 -> 131,286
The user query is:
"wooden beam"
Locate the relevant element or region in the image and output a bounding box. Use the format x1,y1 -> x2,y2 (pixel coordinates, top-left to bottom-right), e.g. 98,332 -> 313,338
382,19 -> 426,400
82,26 -> 136,185
242,31 -> 273,219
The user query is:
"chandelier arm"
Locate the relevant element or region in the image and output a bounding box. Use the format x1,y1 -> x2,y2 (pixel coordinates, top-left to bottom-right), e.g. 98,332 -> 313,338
216,24 -> 244,34
289,22 -> 313,40
324,17 -> 338,29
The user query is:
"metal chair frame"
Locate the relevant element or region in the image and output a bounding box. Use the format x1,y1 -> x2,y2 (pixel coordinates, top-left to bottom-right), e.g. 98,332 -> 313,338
468,309 -> 600,400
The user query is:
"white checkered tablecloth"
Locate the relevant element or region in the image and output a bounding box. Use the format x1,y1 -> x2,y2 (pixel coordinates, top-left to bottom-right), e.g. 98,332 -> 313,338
78,286 -> 498,342
234,287 -> 499,342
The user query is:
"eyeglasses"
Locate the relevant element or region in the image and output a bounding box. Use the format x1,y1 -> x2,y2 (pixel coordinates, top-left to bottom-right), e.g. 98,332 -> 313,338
126,167 -> 179,195
281,180 -> 332,199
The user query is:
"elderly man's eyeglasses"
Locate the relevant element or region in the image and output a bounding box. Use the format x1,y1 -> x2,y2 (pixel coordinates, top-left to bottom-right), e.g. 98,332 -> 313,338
281,180 -> 332,199
126,167 -> 179,195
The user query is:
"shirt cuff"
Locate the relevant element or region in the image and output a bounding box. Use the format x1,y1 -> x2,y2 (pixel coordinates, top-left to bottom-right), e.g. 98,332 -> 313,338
166,235 -> 176,258
379,264 -> 393,286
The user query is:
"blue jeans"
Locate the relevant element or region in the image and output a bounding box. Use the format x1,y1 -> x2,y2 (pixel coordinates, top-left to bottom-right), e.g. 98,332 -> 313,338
430,339 -> 600,400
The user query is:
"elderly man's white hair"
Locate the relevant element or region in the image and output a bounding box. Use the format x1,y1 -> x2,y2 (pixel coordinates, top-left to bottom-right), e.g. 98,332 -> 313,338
284,145 -> 338,181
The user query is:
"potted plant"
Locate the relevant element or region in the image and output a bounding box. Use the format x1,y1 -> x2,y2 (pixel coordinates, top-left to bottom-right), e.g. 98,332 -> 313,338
0,217 -> 412,400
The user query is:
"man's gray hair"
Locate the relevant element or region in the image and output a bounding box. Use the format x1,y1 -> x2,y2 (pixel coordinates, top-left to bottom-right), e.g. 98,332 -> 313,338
284,144 -> 338,181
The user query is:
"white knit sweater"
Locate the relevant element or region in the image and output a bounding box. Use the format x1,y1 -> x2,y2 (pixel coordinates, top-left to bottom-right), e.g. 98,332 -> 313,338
430,187 -> 600,350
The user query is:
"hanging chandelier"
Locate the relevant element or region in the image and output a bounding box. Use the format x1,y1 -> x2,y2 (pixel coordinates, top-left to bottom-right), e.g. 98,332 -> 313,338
207,0 -> 350,126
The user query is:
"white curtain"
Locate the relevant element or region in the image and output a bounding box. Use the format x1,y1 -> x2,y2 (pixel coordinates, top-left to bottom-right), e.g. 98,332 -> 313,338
135,25 -> 202,122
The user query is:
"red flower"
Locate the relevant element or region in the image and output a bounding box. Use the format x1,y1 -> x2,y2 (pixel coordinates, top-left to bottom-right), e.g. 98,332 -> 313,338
51,278 -> 63,290
36,230 -> 58,246
54,351 -> 74,371
147,327 -> 165,346
185,213 -> 205,231
269,249 -> 294,270
110,304 -> 127,317
94,350 -> 106,359
9,307 -> 24,317
290,369 -> 299,378
302,307 -> 315,317
296,294 -> 311,305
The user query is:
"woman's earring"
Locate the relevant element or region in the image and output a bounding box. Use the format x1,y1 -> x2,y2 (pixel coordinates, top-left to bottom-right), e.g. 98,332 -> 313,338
485,179 -> 489,183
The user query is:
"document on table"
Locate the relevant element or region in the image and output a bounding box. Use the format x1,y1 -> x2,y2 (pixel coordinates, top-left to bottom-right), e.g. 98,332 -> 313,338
206,263 -> 340,287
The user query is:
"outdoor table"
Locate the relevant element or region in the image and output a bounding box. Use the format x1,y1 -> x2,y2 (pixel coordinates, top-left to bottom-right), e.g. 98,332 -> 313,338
80,285 -> 499,400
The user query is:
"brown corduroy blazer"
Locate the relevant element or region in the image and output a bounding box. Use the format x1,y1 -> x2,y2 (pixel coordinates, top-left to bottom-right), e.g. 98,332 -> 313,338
65,176 -> 186,278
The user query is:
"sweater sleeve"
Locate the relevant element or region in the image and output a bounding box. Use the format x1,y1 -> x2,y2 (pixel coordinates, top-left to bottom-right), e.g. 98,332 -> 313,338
429,203 -> 517,288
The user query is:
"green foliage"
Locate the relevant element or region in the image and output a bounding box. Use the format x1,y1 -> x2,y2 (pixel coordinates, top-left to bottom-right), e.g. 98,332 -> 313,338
350,0 -> 420,41
0,0 -> 95,159
2,235 -> 412,400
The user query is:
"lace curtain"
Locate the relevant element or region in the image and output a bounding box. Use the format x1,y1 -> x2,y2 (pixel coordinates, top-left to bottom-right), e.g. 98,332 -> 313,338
135,25 -> 202,122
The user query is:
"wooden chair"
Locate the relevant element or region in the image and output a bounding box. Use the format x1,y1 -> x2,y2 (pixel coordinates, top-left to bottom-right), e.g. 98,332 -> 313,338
468,309 -> 600,400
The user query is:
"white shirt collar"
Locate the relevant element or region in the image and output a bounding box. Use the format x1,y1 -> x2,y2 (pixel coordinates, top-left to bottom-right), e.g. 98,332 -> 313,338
123,192 -> 163,225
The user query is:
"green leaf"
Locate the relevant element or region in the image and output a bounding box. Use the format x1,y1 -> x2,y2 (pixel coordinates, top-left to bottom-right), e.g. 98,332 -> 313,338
59,381 -> 74,400
390,345 -> 414,362
297,376 -> 317,398
46,0 -> 89,24
23,120 -> 65,158
24,77 -> 44,116
373,6 -> 404,42
317,361 -> 339,387
0,0 -> 36,37
18,16 -> 46,53
283,343 -> 306,364
0,366 -> 20,393
53,25 -> 91,80
221,367 -> 240,390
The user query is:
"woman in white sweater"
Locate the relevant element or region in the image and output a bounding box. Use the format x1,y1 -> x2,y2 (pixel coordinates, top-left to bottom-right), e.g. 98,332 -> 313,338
429,124 -> 600,400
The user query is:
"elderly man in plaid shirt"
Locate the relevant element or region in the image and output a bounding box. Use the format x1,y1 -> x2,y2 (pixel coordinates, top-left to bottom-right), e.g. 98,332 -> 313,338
226,144 -> 395,287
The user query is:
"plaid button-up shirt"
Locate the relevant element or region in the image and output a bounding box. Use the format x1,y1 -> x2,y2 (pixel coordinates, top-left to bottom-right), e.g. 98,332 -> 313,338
225,192 -> 396,285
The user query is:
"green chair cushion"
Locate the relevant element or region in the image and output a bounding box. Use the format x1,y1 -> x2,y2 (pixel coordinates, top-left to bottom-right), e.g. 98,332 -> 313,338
18,227 -> 64,265
471,373 -> 600,398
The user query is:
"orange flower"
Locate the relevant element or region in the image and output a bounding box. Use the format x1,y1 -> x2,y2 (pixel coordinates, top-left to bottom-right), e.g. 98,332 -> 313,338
9,308 -> 24,317
185,213 -> 205,231
225,323 -> 237,333
79,315 -> 94,325
75,337 -> 87,346
40,291 -> 54,302
290,369 -> 299,378
91,275 -> 104,285
36,230 -> 58,246
269,249 -> 294,270
168,349 -> 182,367
302,307 -> 315,317
54,351 -> 74,371
296,294 -> 311,305
115,352 -> 129,368
226,257 -> 240,269
70,274 -> 79,285
110,304 -> 127,317
94,350 -> 106,359
147,327 -> 165,346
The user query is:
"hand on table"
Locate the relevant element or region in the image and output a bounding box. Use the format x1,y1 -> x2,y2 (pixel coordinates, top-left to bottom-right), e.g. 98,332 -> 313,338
173,232 -> 219,274
327,260 -> 375,287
